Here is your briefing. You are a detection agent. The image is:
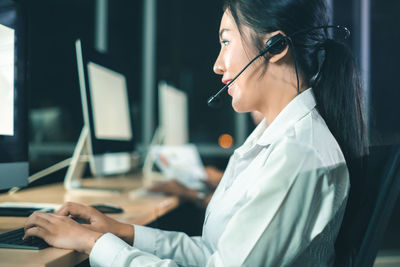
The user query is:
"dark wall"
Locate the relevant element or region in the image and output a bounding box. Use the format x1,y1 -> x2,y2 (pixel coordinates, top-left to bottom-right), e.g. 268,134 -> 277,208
26,0 -> 143,143
335,0 -> 400,146
26,0 -> 234,147
26,0 -> 94,141
156,0 -> 235,144
369,0 -> 400,145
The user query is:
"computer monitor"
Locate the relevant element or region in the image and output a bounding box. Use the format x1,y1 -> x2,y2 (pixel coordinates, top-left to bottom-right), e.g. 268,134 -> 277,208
158,81 -> 188,145
0,0 -> 29,190
142,82 -> 189,185
65,40 -> 134,190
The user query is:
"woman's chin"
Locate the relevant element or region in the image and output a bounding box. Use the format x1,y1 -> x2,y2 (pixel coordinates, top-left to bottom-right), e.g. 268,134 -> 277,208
231,101 -> 249,113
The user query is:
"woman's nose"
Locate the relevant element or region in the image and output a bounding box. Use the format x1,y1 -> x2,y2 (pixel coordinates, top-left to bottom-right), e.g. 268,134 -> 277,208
213,54 -> 225,75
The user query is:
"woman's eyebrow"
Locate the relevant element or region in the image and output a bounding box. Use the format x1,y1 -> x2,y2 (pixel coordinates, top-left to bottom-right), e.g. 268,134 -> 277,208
219,28 -> 231,39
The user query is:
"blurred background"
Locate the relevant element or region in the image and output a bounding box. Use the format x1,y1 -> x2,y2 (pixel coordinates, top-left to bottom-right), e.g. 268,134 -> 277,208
25,0 -> 400,177
26,0 -> 247,179
5,0 -> 400,263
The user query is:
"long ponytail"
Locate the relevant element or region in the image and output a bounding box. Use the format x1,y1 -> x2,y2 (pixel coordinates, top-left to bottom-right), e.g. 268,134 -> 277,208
316,41 -> 370,267
313,39 -> 368,161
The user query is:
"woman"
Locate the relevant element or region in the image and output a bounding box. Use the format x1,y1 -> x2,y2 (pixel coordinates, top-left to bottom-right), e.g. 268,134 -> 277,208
24,0 -> 367,266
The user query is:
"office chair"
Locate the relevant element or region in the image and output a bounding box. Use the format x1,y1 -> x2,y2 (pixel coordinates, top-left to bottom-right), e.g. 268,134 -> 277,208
334,144 -> 400,267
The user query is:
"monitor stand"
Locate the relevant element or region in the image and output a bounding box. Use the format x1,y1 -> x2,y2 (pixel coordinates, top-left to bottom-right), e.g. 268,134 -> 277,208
64,126 -> 122,194
142,126 -> 167,187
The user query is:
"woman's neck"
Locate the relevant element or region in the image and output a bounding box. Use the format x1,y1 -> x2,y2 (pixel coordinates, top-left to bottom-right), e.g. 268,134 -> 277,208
258,82 -> 298,124
257,61 -> 308,124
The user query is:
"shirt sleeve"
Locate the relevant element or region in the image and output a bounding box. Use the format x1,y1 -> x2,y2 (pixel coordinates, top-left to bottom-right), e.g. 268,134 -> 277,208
90,225 -> 213,267
89,233 -> 178,267
90,139 -> 348,267
133,224 -> 213,266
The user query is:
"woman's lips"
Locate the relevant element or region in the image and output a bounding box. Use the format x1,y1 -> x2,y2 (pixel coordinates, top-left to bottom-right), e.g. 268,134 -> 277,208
222,79 -> 231,85
223,79 -> 233,95
227,84 -> 233,95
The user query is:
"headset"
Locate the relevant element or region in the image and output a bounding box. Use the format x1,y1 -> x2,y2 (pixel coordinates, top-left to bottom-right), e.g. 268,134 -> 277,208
207,25 -> 350,108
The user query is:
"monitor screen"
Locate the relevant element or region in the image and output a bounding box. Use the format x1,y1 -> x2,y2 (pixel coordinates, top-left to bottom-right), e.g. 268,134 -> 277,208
87,62 -> 132,141
74,39 -> 134,176
158,81 -> 188,145
0,0 -> 29,190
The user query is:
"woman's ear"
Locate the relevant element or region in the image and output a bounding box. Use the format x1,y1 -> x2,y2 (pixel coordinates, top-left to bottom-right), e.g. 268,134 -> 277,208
263,30 -> 289,63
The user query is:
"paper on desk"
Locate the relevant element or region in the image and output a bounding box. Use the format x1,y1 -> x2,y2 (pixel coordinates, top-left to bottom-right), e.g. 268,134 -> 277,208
150,144 -> 207,190
0,202 -> 62,210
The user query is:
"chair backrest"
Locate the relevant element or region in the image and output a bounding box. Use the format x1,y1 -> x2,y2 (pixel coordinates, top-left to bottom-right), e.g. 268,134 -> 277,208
334,144 -> 400,267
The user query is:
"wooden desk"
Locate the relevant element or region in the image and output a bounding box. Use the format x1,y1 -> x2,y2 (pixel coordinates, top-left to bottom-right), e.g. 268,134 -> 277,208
0,174 -> 179,267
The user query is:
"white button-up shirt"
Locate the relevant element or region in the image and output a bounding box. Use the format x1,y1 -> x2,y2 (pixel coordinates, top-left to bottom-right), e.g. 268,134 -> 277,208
90,88 -> 349,267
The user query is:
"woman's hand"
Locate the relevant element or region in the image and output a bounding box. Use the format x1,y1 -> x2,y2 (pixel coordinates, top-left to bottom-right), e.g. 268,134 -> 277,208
149,180 -> 198,202
204,166 -> 223,189
55,202 -> 134,244
23,211 -> 102,254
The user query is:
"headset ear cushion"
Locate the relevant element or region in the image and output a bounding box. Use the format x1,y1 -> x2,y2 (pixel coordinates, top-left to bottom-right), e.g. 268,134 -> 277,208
265,34 -> 288,55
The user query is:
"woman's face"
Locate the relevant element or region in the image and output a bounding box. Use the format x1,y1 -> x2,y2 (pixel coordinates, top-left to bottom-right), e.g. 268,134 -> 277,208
213,10 -> 265,113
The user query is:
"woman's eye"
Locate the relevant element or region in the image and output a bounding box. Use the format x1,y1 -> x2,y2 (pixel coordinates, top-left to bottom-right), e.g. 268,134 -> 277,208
221,40 -> 230,46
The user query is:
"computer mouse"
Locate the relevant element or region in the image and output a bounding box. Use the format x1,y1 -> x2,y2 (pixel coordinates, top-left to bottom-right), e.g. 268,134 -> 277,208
91,204 -> 124,214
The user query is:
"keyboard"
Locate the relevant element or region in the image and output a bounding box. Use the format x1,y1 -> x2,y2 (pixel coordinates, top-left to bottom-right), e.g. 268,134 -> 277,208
0,207 -> 54,217
0,227 -> 49,250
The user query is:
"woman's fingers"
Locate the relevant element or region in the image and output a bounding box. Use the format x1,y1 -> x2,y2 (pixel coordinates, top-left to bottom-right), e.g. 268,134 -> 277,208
23,212 -> 58,241
24,211 -> 51,231
55,202 -> 93,221
23,226 -> 48,240
32,203 -> 124,237
56,202 -> 85,216
23,211 -> 102,254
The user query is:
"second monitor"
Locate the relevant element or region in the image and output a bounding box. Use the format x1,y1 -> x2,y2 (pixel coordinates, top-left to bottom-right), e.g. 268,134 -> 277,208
65,40 -> 134,189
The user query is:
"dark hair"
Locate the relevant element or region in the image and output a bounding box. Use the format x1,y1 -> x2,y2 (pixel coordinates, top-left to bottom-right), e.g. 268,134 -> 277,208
223,0 -> 368,161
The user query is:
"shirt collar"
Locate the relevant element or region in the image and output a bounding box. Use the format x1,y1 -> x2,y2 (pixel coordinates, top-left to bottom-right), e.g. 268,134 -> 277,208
235,88 -> 317,156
